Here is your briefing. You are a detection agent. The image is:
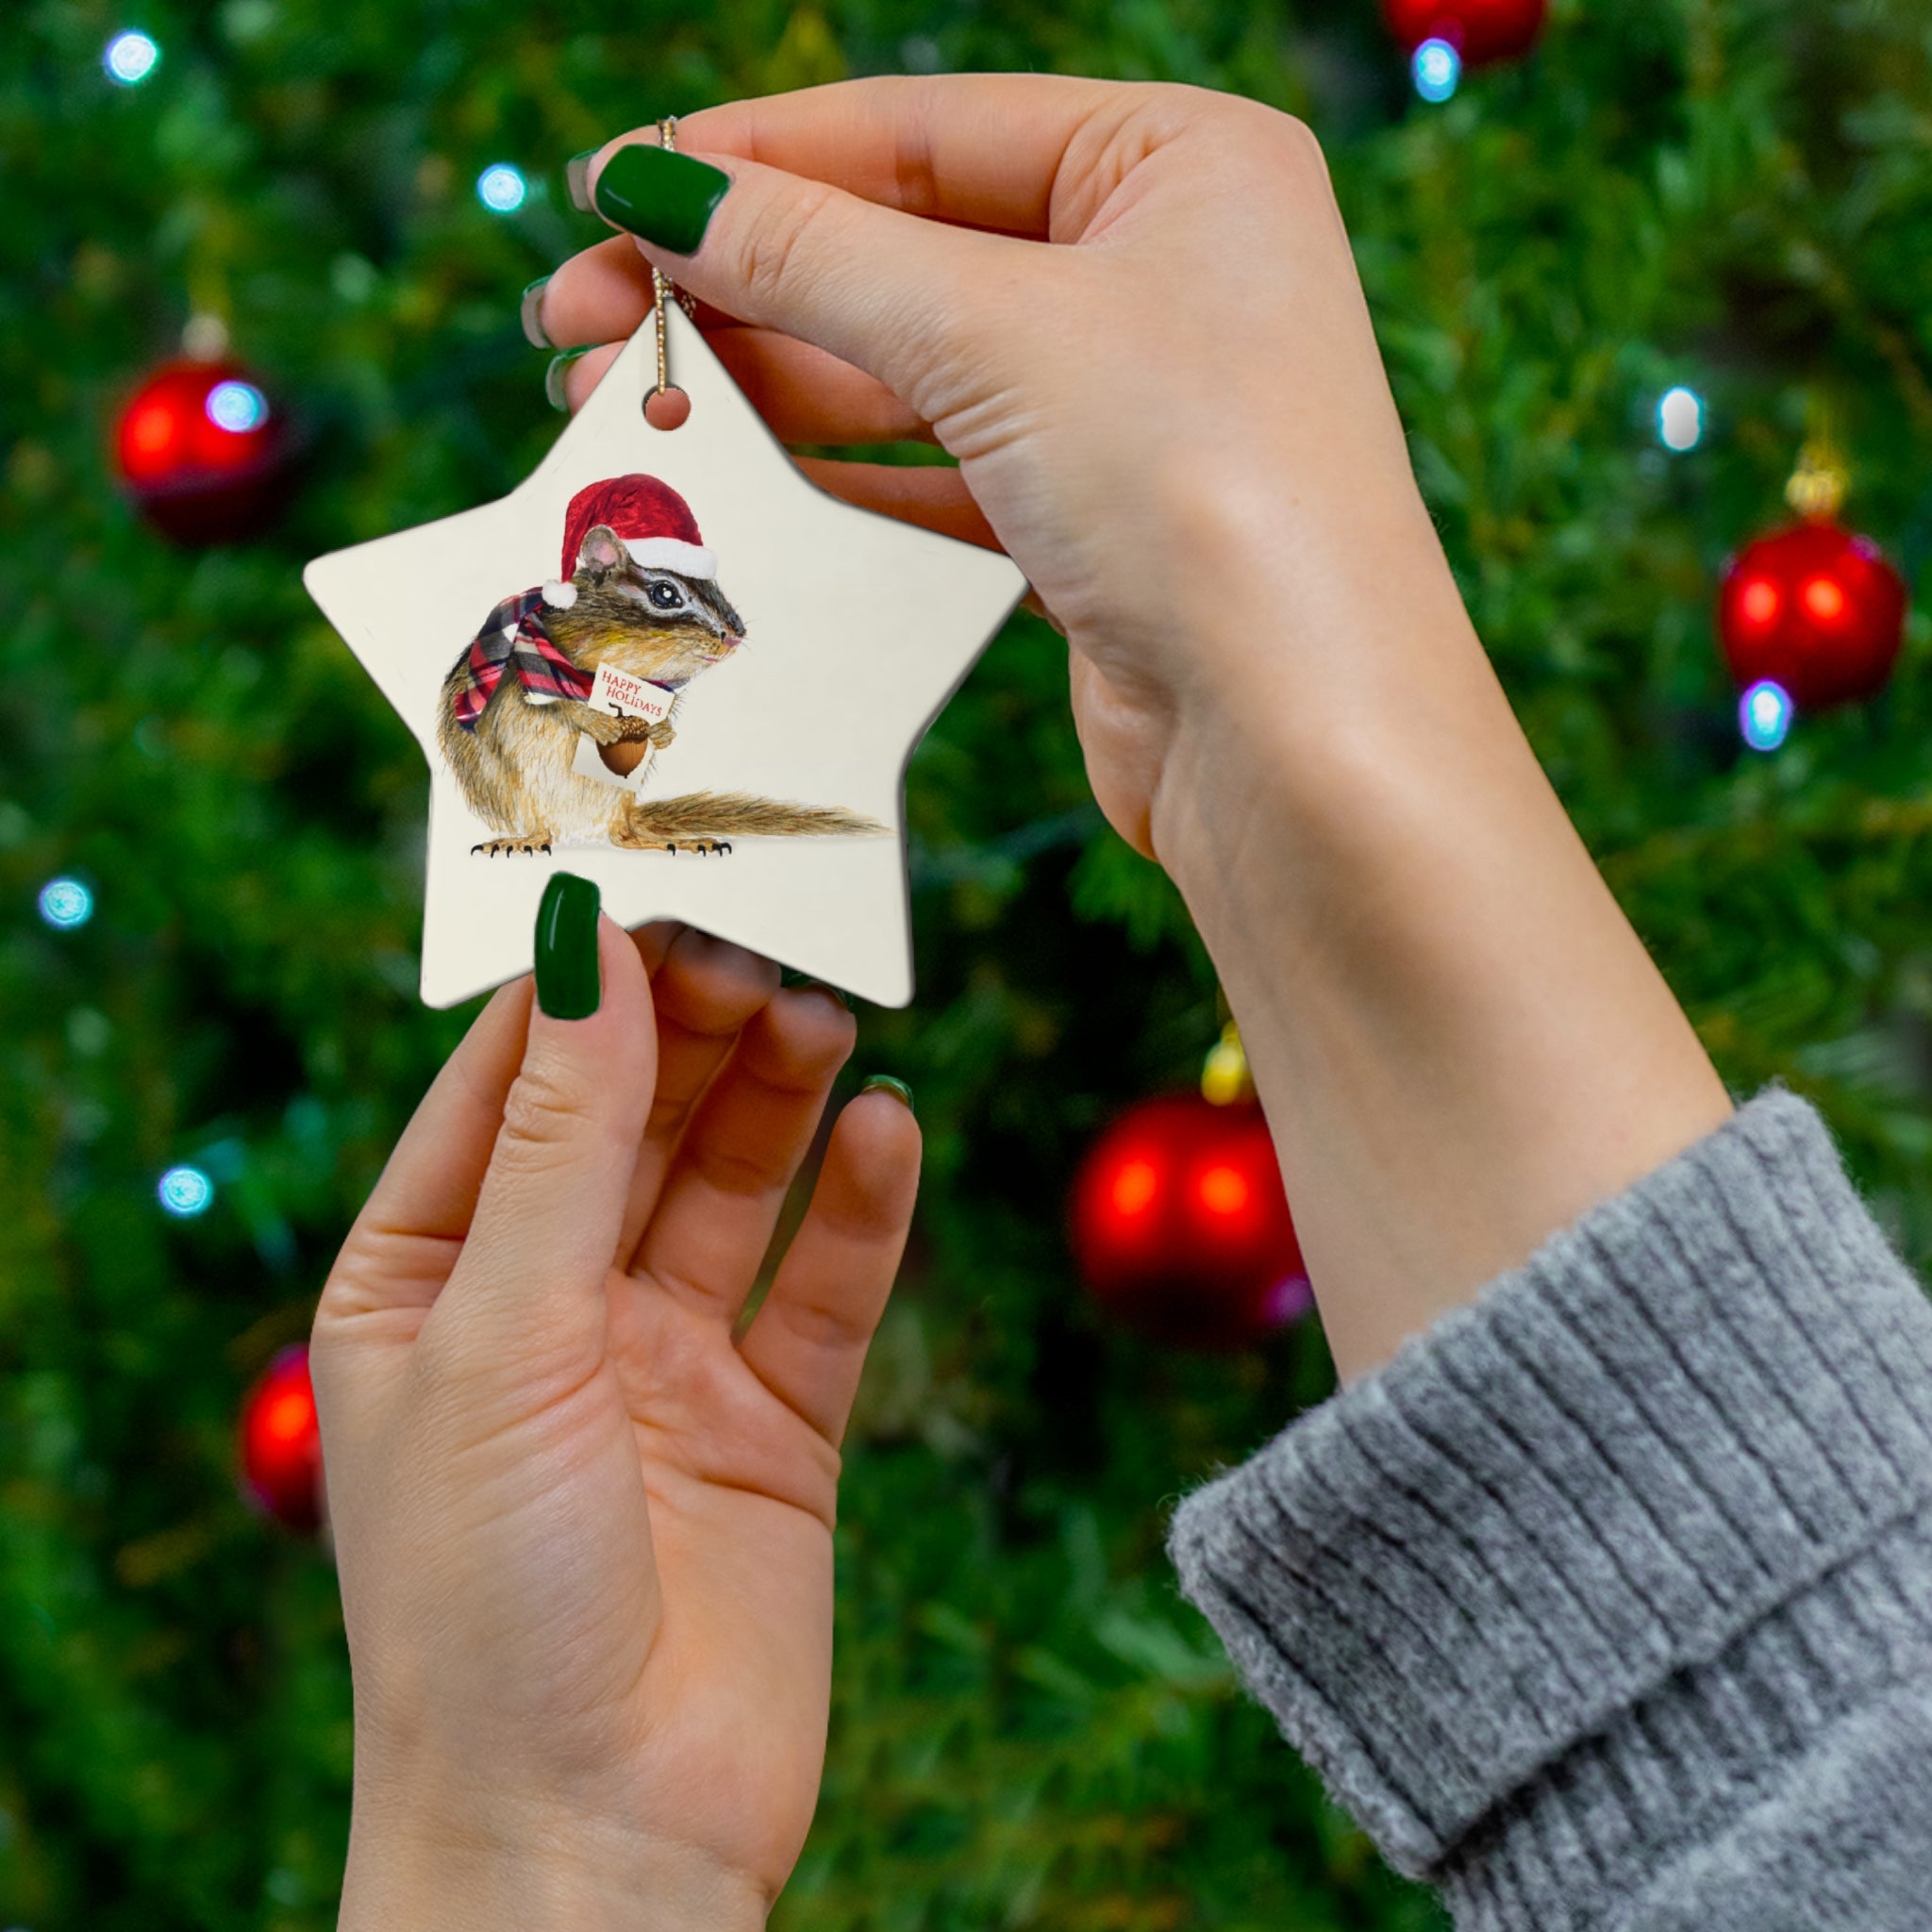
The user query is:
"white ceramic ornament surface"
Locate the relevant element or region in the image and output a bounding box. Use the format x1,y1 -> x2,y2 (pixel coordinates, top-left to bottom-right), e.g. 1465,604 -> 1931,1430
303,306 -> 1026,1008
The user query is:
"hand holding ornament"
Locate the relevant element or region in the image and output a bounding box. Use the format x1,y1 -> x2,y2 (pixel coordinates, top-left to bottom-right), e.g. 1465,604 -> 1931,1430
316,898 -> 919,1932
542,75 -> 1731,1382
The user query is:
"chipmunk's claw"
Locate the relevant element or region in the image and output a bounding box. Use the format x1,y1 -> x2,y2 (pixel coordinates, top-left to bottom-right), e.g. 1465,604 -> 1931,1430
658,837 -> 734,858
472,836 -> 556,858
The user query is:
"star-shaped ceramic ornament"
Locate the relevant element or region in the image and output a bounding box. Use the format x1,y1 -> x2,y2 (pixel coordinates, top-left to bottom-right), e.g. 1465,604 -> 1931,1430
303,305 -> 1026,1008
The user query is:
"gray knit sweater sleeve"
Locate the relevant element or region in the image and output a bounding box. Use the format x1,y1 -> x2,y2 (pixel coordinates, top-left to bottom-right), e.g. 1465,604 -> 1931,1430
1166,1086 -> 1932,1931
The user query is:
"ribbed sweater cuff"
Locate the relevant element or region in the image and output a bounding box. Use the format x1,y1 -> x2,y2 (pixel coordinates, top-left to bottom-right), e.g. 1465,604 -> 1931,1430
1166,1086 -> 1932,1882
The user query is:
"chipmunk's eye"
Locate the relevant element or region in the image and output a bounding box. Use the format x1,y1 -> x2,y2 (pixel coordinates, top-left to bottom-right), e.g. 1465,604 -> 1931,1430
647,581 -> 684,610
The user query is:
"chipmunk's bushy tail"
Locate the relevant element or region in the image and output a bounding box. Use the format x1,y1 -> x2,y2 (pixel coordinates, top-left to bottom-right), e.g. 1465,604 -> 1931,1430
622,791 -> 886,839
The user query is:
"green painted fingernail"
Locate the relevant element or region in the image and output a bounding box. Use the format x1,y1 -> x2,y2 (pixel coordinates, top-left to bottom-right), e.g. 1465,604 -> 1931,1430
565,149 -> 597,213
799,978 -> 851,1008
544,346 -> 592,411
520,275 -> 553,349
592,142 -> 731,257
536,873 -> 601,1019
861,1074 -> 913,1114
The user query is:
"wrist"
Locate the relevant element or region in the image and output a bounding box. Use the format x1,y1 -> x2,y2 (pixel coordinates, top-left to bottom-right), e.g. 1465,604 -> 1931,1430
1146,471 -> 1496,915
340,1794 -> 768,1932
1141,497 -> 1729,1380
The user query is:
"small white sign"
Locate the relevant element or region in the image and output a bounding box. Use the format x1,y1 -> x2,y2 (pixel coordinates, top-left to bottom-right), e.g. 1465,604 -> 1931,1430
588,662 -> 676,724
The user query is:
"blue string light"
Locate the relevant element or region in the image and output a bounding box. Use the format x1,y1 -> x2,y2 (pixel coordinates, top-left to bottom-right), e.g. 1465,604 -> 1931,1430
1740,679 -> 1793,753
37,878 -> 93,929
1657,386 -> 1705,452
104,30 -> 159,85
206,380 -> 269,433
476,163 -> 527,213
1413,38 -> 1461,103
158,1166 -> 215,1218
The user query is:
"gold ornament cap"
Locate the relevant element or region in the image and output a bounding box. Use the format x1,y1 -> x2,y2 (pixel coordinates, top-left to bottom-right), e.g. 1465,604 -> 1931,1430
1785,438 -> 1847,522
1201,1021 -> 1255,1106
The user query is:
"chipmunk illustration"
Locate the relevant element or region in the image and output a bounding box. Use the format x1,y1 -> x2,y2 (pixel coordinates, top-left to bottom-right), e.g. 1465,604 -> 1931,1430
438,473 -> 883,857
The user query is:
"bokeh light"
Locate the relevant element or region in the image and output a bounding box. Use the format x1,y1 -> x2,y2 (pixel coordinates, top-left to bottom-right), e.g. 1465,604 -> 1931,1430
1196,1164 -> 1251,1218
1740,679 -> 1793,753
1657,386 -> 1704,452
476,163 -> 527,212
104,29 -> 159,85
1109,1158 -> 1158,1218
1413,38 -> 1461,102
1802,575 -> 1846,623
158,1165 -> 215,1217
1738,577 -> 1780,628
205,379 -> 269,433
37,878 -> 93,929
1264,1273 -> 1315,1326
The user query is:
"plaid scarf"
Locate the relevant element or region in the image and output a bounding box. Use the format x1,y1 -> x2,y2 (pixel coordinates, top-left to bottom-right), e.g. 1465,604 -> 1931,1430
451,588 -> 593,732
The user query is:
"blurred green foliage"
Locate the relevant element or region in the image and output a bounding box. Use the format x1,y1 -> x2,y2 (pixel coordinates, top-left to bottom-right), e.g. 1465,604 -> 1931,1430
4,0 -> 1932,1926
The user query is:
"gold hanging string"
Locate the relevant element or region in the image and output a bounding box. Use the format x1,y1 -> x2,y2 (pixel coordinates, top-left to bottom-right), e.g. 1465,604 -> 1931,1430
649,116 -> 700,406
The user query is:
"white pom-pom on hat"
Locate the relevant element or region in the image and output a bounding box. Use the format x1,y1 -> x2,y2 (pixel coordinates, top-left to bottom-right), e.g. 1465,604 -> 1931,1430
542,579 -> 578,608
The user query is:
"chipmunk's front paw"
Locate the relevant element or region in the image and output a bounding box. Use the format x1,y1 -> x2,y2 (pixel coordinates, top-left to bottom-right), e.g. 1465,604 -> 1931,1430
471,835 -> 555,857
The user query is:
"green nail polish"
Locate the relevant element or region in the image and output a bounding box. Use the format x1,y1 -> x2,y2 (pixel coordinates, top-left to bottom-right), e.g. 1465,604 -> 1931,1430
799,977 -> 851,1009
520,275 -> 553,350
544,346 -> 592,411
535,872 -> 601,1019
565,149 -> 597,213
592,142 -> 730,257
861,1074 -> 913,1114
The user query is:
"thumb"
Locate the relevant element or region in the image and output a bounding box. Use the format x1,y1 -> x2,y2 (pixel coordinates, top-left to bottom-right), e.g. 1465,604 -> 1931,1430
585,138 -> 1018,423
428,875 -> 656,1388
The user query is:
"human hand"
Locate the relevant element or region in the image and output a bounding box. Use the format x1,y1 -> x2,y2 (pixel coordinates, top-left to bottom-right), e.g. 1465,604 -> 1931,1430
311,904 -> 919,1930
533,82 -> 1732,1389
534,75 -> 1464,862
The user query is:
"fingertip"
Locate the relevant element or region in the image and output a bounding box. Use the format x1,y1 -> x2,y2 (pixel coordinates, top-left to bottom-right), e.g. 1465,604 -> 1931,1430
480,974 -> 534,1029
764,980 -> 859,1065
527,903 -> 650,1036
566,342 -> 625,411
858,1073 -> 913,1115
658,925 -> 781,1025
528,233 -> 659,358
629,919 -> 689,976
574,134 -> 630,216
598,909 -> 653,1015
841,1077 -> 924,1173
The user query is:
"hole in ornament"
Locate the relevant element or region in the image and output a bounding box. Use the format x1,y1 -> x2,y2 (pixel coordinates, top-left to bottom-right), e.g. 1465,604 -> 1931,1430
644,386 -> 691,431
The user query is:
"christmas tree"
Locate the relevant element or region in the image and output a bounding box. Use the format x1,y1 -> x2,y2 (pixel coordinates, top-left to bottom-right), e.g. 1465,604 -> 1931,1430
4,1 -> 1929,1927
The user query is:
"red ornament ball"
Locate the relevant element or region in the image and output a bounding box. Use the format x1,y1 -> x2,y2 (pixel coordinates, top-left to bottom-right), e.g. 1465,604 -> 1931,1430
1718,520 -> 1907,712
1070,1092 -> 1310,1352
113,358 -> 294,544
1383,0 -> 1547,65
238,1343 -> 325,1534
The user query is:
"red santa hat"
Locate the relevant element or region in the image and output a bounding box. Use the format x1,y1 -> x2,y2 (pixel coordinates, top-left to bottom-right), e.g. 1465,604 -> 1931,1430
543,474 -> 717,608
